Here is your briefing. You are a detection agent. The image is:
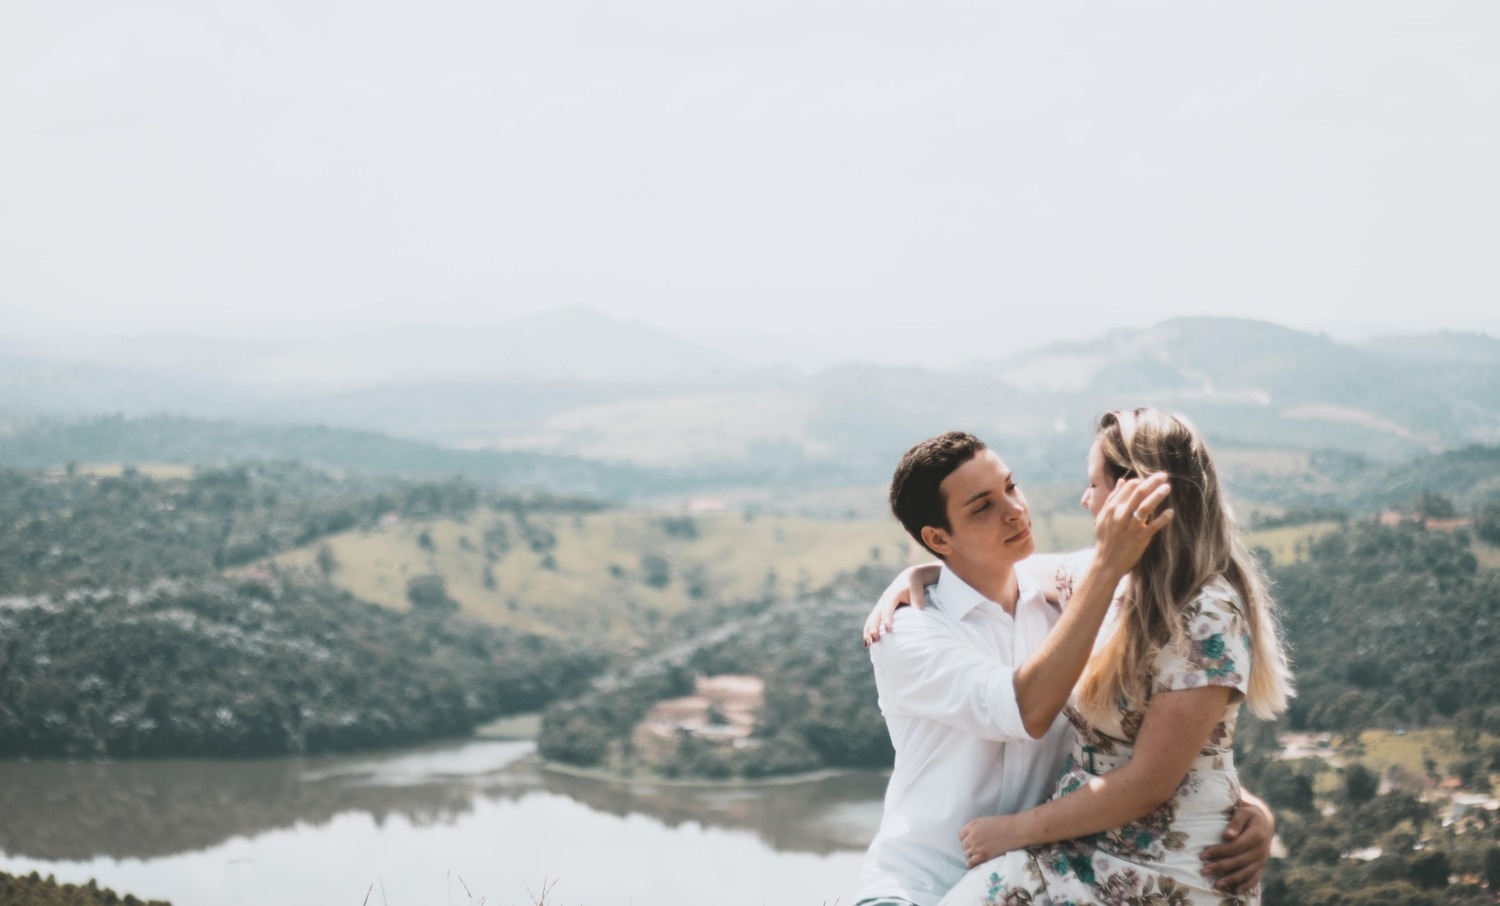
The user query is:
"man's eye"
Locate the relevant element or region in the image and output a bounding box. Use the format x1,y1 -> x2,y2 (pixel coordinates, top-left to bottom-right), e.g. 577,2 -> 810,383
974,503 -> 990,513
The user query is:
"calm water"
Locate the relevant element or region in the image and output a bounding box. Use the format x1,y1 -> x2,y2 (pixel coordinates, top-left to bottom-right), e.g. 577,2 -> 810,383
0,736 -> 888,906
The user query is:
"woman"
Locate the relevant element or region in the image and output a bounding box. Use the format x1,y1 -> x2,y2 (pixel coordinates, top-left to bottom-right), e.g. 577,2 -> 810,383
873,409 -> 1292,905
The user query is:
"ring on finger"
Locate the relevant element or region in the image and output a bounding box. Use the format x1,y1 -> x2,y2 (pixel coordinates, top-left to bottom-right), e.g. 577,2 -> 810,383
1133,508 -> 1150,524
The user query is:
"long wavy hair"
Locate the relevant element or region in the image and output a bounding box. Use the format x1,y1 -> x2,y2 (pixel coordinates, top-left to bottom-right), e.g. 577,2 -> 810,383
1075,408 -> 1293,724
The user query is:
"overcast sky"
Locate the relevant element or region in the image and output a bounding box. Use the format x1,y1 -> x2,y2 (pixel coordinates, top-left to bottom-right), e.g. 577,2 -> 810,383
3,1 -> 1496,365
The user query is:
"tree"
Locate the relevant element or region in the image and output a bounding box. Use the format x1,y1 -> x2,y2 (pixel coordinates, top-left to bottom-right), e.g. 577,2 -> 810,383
1343,763 -> 1379,806
406,574 -> 458,615
659,516 -> 698,539
1408,851 -> 1449,890
640,554 -> 670,589
1476,502 -> 1500,546
537,708 -> 610,766
315,543 -> 338,577
1414,492 -> 1457,519
1257,761 -> 1316,812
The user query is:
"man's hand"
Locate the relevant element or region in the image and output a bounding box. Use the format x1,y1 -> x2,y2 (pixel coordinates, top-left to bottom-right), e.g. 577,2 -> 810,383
1199,793 -> 1274,893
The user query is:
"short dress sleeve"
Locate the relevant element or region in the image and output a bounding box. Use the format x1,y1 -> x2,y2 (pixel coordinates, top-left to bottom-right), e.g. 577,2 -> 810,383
1053,550 -> 1096,609
1151,583 -> 1252,701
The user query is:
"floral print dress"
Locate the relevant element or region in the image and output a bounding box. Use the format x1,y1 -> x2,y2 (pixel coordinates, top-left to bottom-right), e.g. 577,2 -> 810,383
937,575 -> 1256,906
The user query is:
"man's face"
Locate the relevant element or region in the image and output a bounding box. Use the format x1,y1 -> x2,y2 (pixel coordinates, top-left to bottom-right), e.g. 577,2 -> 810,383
923,449 -> 1034,567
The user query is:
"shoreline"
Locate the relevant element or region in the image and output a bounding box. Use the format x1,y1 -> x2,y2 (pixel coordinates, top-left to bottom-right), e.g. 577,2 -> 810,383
480,711 -> 891,788
537,755 -> 889,789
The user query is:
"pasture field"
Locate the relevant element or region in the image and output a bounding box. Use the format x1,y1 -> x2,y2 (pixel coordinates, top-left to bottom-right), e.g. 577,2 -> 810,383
1471,538 -> 1500,571
1344,728 -> 1500,778
265,509 -> 912,644
260,505 -> 1343,646
43,462 -> 195,480
1244,521 -> 1343,565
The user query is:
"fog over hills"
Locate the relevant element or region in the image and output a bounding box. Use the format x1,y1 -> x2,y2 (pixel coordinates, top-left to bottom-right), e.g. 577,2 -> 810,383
16,307 -> 742,386
974,317 -> 1500,452
3,313 -> 1497,507
1359,331 -> 1500,365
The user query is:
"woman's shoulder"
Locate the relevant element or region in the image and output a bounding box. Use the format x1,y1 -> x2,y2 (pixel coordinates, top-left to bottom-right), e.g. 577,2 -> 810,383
1045,549 -> 1096,607
1185,576 -> 1246,621
1151,576 -> 1253,696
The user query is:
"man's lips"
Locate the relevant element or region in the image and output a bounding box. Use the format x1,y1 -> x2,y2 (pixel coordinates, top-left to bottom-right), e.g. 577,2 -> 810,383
1007,525 -> 1033,544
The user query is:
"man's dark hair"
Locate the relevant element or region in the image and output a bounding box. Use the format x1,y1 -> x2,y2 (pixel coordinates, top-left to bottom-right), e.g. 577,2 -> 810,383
889,431 -> 987,557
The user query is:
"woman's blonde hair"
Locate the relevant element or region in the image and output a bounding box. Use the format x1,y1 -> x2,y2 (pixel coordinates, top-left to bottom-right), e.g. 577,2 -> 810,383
1075,408 -> 1293,724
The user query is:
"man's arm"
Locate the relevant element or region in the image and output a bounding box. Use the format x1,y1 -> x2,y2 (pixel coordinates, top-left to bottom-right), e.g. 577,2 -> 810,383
871,611 -> 1034,742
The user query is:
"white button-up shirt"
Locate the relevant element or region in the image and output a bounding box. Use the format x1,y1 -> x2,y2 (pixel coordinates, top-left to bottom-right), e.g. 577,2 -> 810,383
856,566 -> 1074,906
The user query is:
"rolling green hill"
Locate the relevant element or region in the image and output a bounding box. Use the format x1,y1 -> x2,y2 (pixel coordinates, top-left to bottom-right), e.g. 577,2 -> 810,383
0,464 -> 605,759
262,509 -> 913,646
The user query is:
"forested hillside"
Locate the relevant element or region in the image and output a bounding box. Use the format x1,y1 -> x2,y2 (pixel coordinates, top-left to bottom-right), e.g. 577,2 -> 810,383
539,567 -> 893,777
1277,519 -> 1500,734
540,515 -> 1500,779
0,465 -> 606,758
0,575 -> 600,759
0,463 -> 507,592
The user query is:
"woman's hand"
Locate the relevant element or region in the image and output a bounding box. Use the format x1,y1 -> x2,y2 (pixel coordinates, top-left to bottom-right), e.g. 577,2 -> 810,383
959,814 -> 1021,868
1091,473 -> 1175,579
862,562 -> 942,646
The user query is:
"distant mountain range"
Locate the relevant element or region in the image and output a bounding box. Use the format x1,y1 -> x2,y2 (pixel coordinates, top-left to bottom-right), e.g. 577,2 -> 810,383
1358,330 -> 1500,365
974,317 -> 1500,454
2,314 -> 1497,505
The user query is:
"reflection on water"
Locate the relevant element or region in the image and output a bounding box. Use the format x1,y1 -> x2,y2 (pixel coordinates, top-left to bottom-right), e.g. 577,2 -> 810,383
0,740 -> 534,862
0,738 -> 887,906
543,767 -> 887,855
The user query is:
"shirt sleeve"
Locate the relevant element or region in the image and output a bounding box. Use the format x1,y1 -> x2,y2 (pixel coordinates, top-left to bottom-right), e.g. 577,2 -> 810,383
1151,587 -> 1252,699
868,607 -> 1031,741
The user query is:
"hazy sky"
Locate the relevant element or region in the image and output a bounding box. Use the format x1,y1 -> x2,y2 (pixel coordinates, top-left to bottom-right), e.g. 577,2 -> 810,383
3,1 -> 1497,364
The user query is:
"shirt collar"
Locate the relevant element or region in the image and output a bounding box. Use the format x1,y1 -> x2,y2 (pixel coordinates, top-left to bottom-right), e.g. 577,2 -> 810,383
931,565 -> 1038,619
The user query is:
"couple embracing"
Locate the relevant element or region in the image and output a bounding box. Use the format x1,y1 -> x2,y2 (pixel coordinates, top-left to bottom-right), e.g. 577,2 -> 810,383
854,408 -> 1293,906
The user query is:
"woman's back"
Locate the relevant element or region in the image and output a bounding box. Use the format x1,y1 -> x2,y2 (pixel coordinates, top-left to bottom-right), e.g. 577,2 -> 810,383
1068,577 -> 1251,759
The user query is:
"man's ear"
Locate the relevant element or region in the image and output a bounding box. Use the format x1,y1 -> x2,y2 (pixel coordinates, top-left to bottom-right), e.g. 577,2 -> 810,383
920,525 -> 952,558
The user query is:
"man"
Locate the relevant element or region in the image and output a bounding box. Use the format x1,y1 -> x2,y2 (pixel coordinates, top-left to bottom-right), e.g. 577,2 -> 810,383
854,431 -> 1271,906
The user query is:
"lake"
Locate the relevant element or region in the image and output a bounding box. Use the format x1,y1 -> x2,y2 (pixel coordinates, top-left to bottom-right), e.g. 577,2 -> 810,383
0,733 -> 889,906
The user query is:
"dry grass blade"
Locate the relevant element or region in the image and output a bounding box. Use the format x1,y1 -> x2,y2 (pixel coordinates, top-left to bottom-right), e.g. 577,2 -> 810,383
523,877 -> 559,905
